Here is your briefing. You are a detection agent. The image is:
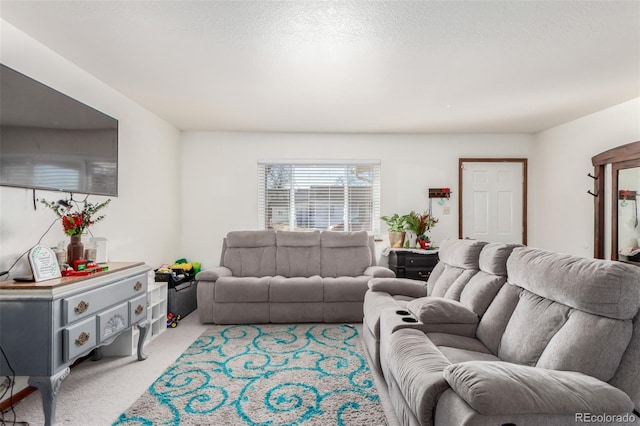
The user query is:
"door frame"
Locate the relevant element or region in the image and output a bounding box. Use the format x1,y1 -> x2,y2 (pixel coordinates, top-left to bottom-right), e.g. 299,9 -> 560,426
458,158 -> 528,244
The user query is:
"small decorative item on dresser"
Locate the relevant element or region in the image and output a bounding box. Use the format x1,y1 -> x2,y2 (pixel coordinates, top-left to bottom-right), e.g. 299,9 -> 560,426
405,210 -> 438,249
381,213 -> 410,248
40,195 -> 111,268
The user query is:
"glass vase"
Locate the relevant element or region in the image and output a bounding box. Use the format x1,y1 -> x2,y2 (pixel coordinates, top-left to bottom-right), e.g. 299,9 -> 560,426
67,235 -> 84,267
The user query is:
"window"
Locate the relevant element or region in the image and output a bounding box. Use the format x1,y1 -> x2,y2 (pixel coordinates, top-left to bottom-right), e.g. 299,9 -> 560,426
258,161 -> 381,234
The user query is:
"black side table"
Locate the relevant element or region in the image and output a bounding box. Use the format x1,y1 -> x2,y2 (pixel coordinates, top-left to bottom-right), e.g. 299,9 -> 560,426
388,249 -> 439,281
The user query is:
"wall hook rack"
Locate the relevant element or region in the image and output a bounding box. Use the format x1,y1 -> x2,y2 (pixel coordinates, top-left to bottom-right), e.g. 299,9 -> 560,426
428,187 -> 451,199
587,190 -> 597,197
587,173 -> 597,180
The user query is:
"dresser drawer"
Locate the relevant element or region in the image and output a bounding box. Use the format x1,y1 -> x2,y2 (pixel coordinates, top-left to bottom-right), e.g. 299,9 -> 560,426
63,316 -> 97,362
399,254 -> 439,268
403,268 -> 434,281
62,273 -> 147,325
129,294 -> 147,324
98,302 -> 129,343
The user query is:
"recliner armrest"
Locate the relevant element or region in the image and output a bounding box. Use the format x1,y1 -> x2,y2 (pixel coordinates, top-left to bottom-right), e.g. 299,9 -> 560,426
364,266 -> 396,278
407,298 -> 479,324
368,277 -> 429,297
444,361 -> 634,415
195,266 -> 232,282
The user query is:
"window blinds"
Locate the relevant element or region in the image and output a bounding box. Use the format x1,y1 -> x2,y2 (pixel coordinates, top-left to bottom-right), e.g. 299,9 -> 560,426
258,161 -> 381,234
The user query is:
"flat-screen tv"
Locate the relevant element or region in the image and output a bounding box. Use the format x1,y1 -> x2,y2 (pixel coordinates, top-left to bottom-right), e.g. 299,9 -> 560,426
0,64 -> 118,196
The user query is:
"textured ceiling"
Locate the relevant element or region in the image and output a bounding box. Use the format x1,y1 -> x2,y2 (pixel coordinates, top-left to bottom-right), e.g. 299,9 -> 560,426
1,1 -> 639,133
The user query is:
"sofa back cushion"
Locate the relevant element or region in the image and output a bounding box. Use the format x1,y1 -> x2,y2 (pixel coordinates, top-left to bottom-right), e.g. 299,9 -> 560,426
275,231 -> 321,277
506,247 -> 640,320
223,230 -> 277,277
496,247 -> 640,383
459,243 -> 519,316
426,239 -> 487,298
320,231 -> 372,277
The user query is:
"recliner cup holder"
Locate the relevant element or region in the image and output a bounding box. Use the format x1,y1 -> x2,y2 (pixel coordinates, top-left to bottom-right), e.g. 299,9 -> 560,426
395,310 -> 410,316
402,317 -> 418,323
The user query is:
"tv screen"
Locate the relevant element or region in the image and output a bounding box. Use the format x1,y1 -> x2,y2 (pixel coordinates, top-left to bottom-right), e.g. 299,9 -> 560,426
0,64 -> 118,196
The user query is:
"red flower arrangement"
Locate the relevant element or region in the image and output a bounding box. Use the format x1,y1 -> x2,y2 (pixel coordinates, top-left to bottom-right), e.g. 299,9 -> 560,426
405,210 -> 438,248
41,196 -> 111,236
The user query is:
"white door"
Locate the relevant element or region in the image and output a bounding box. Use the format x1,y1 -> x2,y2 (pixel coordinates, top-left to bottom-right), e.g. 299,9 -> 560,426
461,161 -> 525,244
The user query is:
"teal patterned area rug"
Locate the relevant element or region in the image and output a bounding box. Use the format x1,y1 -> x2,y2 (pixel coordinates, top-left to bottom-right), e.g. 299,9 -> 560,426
113,324 -> 387,425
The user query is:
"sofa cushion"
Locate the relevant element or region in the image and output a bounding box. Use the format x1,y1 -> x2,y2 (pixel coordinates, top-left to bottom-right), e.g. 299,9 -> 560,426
498,290 -> 570,366
430,267 -> 477,298
226,230 -> 276,248
438,347 -> 501,364
478,242 -> 519,276
444,361 -> 634,415
425,239 -> 485,299
275,231 -> 321,277
320,231 -> 372,277
215,276 -> 271,302
223,230 -> 277,277
475,284 -> 521,355
458,272 -> 506,316
406,298 -> 479,324
507,247 -> 640,320
437,239 -> 488,269
536,310 -> 633,382
323,276 -> 370,302
426,333 -> 493,354
270,276 -> 324,302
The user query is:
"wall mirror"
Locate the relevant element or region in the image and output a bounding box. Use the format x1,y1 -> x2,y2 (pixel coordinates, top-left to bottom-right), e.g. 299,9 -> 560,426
615,162 -> 640,263
592,141 -> 640,265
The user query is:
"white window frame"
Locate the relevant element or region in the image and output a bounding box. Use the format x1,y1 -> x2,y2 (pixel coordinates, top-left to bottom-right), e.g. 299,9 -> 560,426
258,160 -> 381,234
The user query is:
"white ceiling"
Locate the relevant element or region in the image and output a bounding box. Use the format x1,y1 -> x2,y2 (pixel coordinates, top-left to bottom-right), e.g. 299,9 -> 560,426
1,1 -> 639,134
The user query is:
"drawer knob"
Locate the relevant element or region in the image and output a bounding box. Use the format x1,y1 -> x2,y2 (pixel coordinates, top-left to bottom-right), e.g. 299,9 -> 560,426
75,332 -> 90,346
74,301 -> 89,314
134,281 -> 142,291
135,305 -> 144,315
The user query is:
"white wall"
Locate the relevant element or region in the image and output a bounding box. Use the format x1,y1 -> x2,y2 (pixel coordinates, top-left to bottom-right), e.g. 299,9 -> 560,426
180,132 -> 533,268
0,20 -> 182,277
529,98 -> 640,257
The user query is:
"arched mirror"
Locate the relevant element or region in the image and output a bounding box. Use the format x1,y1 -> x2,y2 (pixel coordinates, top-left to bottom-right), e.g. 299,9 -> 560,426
592,141 -> 640,265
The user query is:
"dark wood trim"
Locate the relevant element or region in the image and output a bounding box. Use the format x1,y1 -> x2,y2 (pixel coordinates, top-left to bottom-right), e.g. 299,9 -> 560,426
593,164 -> 606,259
592,140 -> 640,166
0,385 -> 36,412
0,350 -> 94,412
458,158 -> 528,245
591,141 -> 640,262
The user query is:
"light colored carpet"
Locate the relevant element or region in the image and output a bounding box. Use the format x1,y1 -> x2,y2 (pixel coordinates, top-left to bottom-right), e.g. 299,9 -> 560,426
7,312 -> 399,426
114,323 -> 387,425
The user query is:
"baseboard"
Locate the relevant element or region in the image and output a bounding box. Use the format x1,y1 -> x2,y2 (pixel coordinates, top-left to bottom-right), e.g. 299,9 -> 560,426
0,385 -> 36,412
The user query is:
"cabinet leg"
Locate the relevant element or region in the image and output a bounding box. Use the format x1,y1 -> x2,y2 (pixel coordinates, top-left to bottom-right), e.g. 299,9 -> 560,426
28,368 -> 70,426
136,320 -> 149,361
92,347 -> 104,361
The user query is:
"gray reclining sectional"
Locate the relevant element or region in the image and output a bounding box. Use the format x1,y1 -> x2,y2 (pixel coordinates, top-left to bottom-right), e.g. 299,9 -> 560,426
196,229 -> 394,324
364,239 -> 640,426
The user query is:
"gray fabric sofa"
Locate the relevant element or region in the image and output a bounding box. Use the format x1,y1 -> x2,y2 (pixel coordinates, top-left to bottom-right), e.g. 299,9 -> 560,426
365,243 -> 640,426
363,238 -> 520,370
196,229 -> 394,324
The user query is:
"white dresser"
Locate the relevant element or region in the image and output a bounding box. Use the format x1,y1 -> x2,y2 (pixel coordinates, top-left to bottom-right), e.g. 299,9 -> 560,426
0,262 -> 151,426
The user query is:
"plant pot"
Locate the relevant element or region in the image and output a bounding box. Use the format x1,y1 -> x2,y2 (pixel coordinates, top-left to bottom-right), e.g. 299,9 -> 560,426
67,235 -> 84,266
389,231 -> 406,248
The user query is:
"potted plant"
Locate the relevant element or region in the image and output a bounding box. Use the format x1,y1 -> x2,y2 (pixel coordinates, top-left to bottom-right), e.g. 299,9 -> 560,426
381,213 -> 410,248
405,210 -> 438,249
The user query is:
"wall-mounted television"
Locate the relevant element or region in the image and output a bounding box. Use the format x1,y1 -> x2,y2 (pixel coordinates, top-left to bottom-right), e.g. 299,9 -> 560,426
0,64 -> 118,196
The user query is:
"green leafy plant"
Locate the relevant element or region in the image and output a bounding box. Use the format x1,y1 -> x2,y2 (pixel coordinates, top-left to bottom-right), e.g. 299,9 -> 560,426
380,213 -> 410,232
40,196 -> 111,236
